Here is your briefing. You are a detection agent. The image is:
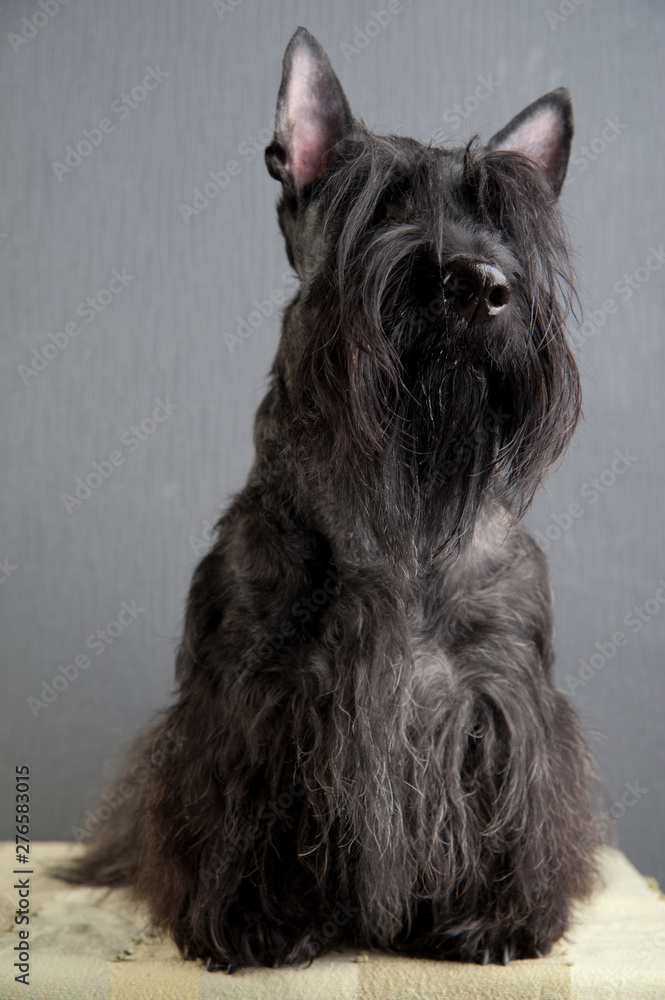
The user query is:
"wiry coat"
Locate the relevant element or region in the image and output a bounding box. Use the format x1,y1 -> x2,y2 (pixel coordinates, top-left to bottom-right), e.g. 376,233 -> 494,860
55,28 -> 600,968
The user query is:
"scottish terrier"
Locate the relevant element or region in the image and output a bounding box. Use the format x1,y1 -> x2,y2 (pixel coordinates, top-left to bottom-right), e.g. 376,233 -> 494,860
56,27 -> 600,968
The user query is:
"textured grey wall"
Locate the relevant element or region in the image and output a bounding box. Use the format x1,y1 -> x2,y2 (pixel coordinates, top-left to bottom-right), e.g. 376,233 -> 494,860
1,0 -> 663,888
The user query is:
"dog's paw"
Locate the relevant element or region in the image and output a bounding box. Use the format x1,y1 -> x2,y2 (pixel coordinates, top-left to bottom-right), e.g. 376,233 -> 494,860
186,922 -> 332,971
205,956 -> 237,974
424,926 -> 552,965
469,934 -> 550,965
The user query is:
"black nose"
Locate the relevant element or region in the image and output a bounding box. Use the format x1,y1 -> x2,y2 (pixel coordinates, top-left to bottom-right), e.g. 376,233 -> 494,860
442,258 -> 511,325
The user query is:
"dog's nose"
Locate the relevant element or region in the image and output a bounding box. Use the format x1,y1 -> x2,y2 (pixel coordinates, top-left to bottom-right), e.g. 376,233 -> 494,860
442,258 -> 511,325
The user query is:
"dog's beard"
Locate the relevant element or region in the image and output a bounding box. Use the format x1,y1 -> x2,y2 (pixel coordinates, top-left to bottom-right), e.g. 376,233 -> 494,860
281,138 -> 580,567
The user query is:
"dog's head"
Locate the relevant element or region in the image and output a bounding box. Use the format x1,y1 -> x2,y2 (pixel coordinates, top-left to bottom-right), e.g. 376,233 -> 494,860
265,28 -> 580,556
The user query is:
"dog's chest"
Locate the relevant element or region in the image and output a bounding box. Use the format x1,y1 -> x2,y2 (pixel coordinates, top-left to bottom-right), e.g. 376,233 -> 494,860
400,632 -> 456,728
397,512 -> 516,715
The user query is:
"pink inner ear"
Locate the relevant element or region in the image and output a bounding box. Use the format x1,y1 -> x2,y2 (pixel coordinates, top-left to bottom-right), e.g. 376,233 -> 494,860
499,106 -> 563,175
281,48 -> 336,189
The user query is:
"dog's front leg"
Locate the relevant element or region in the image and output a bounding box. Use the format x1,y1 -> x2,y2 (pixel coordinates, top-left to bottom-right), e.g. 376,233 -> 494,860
130,493 -> 356,968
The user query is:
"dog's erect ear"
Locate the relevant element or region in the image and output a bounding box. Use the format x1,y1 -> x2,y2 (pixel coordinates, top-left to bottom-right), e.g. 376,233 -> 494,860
488,88 -> 574,196
265,27 -> 354,194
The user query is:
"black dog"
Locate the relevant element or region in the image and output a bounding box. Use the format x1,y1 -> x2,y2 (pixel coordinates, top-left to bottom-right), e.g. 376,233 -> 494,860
57,28 -> 600,968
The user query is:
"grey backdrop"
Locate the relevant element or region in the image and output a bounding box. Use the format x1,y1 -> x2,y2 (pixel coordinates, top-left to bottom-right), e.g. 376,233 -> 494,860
1,0 -> 663,887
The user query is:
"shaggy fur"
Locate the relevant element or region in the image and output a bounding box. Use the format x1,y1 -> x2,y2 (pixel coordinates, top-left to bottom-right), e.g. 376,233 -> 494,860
55,28 -> 600,969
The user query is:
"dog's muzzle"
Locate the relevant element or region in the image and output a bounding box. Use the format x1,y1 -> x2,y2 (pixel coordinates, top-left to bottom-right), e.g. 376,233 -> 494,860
442,257 -> 511,326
